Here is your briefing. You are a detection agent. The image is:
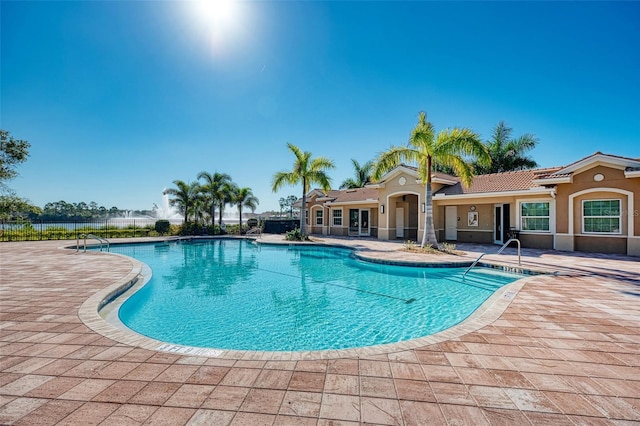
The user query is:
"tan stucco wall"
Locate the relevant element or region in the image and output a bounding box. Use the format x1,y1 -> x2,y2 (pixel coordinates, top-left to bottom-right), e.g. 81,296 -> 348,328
575,235 -> 627,255
570,191 -> 629,235
519,234 -> 554,250
555,165 -> 639,236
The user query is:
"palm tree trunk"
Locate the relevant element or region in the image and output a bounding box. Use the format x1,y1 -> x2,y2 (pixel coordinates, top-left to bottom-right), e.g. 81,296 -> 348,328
300,177 -> 307,235
238,206 -> 243,235
421,182 -> 439,248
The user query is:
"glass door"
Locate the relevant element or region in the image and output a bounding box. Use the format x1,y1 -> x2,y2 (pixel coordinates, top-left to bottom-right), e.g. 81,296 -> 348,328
349,209 -> 359,235
359,209 -> 370,236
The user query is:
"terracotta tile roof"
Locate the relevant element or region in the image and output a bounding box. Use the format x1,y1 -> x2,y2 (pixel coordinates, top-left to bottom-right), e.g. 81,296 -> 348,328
436,167 -> 561,195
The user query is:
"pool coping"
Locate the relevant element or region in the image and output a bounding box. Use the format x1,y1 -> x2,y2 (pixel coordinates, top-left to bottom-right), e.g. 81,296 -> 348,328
77,236 -> 541,360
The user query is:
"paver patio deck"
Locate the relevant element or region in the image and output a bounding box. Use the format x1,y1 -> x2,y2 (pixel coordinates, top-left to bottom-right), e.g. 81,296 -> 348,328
1,236 -> 639,425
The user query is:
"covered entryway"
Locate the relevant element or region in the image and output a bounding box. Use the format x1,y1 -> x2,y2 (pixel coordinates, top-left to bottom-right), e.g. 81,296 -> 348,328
388,193 -> 419,240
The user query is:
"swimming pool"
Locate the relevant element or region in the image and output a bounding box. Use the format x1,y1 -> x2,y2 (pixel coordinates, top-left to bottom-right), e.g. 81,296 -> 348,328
107,239 -> 520,351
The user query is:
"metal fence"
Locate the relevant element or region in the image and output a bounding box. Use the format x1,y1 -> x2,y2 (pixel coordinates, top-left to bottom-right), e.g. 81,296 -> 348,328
0,219 -> 165,242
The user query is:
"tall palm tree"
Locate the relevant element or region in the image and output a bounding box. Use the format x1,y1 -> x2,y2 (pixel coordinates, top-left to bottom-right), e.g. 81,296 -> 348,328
373,111 -> 491,247
218,182 -> 237,227
339,159 -> 374,189
197,171 -> 232,228
163,180 -> 200,225
233,187 -> 259,234
474,121 -> 538,174
272,143 -> 335,236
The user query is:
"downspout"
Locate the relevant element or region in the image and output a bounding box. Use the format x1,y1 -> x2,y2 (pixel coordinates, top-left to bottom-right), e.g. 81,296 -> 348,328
551,187 -> 557,249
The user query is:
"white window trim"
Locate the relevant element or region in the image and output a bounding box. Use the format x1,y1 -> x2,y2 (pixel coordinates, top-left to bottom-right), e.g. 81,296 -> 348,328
315,208 -> 323,226
332,208 -> 343,226
516,198 -> 555,234
568,188 -> 633,237
582,198 -> 622,235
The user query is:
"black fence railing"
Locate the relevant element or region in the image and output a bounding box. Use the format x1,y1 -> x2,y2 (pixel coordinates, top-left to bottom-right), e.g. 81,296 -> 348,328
0,219 -> 166,242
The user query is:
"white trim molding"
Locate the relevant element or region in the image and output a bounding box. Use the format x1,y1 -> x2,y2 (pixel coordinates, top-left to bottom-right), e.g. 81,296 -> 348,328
567,187 -> 634,237
516,198 -> 556,235
434,188 -> 555,200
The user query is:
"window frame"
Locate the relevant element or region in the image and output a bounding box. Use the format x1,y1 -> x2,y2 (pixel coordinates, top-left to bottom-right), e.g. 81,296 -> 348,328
519,201 -> 551,232
315,208 -> 323,226
332,208 -> 343,226
582,199 -> 622,235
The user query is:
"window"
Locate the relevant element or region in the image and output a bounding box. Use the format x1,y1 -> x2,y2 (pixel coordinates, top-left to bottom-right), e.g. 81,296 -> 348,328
520,202 -> 550,231
332,209 -> 342,226
583,199 -> 621,234
305,210 -> 309,226
315,209 -> 323,226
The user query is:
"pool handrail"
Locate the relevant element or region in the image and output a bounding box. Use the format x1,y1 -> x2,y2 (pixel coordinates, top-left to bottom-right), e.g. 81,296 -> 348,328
77,233 -> 110,253
463,238 -> 520,278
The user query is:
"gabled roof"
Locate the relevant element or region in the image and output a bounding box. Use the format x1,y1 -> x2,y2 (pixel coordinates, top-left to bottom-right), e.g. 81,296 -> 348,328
300,187 -> 378,205
367,164 -> 459,187
533,152 -> 640,183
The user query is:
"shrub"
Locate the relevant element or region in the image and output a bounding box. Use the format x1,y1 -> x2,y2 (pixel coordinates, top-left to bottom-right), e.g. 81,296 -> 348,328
285,228 -> 309,241
155,220 -> 171,235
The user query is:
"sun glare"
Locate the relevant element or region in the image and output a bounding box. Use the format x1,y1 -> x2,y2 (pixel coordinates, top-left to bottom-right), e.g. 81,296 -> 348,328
194,0 -> 238,30
190,0 -> 244,55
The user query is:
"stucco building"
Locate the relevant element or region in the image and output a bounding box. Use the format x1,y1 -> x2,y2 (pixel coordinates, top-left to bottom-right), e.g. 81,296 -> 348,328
301,152 -> 640,256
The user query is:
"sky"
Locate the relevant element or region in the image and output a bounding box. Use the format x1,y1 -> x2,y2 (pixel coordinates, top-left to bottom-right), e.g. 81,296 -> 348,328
2,0 -> 639,214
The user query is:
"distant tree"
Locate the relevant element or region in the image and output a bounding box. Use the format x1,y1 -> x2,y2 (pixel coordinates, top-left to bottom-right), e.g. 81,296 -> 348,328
0,130 -> 30,191
164,180 -> 200,225
272,143 -> 335,236
340,159 -> 374,189
373,111 -> 490,247
197,171 -> 232,228
474,121 -> 538,174
286,195 -> 298,218
232,187 -> 259,234
278,197 -> 286,217
0,194 -> 41,220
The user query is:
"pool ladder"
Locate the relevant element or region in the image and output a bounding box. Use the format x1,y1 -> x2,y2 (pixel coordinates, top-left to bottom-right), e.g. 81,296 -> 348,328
463,238 -> 520,278
77,234 -> 110,253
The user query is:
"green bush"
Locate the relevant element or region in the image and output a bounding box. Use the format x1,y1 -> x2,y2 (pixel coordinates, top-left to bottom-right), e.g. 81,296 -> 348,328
285,228 -> 309,241
155,220 -> 171,235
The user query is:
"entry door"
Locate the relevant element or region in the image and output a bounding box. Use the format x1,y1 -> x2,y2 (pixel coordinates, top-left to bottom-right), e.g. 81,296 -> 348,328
445,206 -> 457,240
494,204 -> 511,244
494,205 -> 502,244
396,207 -> 404,238
349,209 -> 359,235
359,209 -> 370,236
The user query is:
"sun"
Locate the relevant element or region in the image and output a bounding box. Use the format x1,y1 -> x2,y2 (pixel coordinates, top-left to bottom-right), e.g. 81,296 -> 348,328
194,0 -> 239,31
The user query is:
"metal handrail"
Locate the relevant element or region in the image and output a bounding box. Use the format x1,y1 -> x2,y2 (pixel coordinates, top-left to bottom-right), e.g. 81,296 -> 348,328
245,227 -> 262,238
76,234 -> 110,253
463,238 -> 520,278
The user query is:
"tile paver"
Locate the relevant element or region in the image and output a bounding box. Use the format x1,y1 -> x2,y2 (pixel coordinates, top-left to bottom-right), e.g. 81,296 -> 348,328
1,236 -> 639,424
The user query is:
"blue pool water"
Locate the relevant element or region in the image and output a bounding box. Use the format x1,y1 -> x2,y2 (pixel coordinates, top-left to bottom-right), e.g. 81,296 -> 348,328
108,239 -> 520,351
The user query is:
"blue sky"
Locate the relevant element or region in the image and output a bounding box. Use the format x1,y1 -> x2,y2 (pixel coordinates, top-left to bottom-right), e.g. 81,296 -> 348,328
2,0 -> 639,213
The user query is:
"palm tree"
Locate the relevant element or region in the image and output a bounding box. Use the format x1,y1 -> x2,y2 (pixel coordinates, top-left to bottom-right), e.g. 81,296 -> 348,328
197,171 -> 232,228
372,111 -> 490,248
232,187 -> 259,234
339,159 -> 374,189
474,121 -> 538,174
272,143 -> 335,236
218,182 -> 237,227
163,180 -> 200,225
